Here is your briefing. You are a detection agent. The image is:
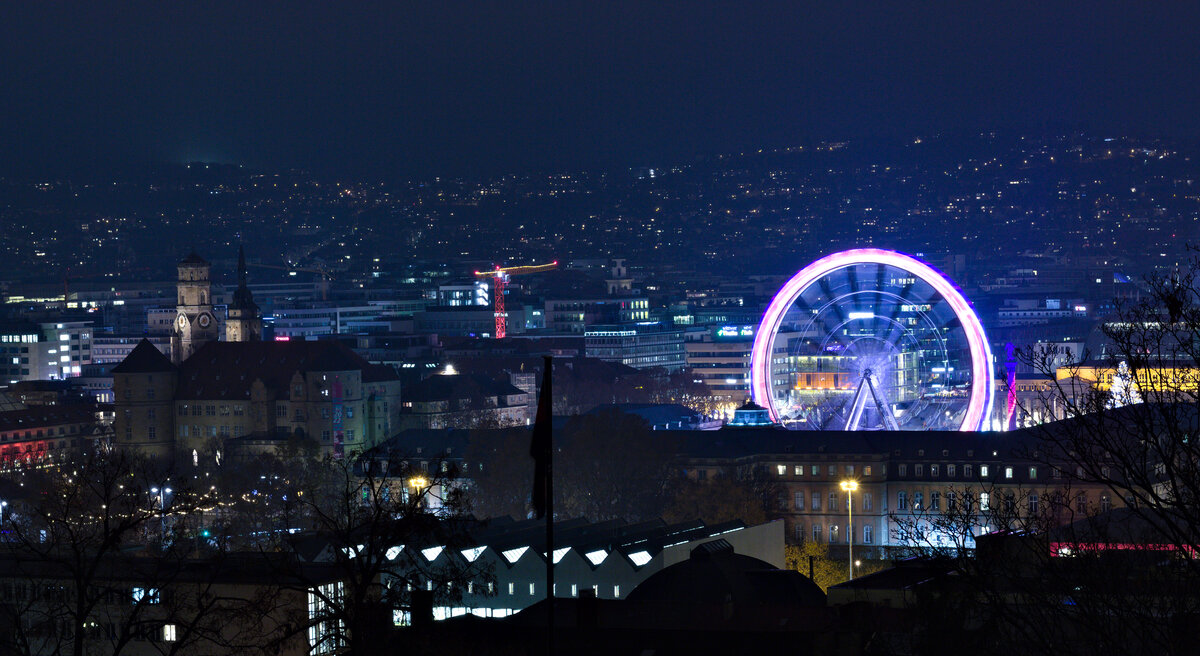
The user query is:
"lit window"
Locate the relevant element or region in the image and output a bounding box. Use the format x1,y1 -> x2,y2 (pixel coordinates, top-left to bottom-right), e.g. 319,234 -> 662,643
980,465 -> 989,478
132,587 -> 160,604
1005,467 -> 1013,479
613,585 -> 620,598
863,465 -> 872,476
1029,467 -> 1037,480
980,492 -> 990,511
776,465 -> 786,476
794,465 -> 803,476
163,624 -> 177,642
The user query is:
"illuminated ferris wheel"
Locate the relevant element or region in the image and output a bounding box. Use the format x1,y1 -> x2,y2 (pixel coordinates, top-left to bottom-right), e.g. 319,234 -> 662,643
750,249 -> 993,431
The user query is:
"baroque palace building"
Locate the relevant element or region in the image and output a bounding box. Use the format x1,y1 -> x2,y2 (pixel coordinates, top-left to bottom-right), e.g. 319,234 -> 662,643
113,250 -> 401,463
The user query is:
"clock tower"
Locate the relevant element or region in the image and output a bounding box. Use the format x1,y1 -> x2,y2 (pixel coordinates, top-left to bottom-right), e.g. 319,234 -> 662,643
172,251 -> 219,364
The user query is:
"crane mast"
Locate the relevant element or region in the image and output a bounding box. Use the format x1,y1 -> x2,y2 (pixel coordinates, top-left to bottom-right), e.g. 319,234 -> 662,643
475,261 -> 558,339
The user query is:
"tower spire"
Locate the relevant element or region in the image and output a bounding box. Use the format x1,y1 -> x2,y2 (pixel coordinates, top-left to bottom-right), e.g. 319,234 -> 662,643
226,244 -> 261,342
237,245 -> 248,287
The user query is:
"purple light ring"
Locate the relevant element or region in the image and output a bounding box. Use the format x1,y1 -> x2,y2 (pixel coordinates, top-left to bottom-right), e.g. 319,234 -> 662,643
750,248 -> 994,430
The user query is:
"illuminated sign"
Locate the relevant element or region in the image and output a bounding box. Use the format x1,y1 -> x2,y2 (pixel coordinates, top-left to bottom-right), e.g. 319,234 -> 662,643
716,325 -> 755,338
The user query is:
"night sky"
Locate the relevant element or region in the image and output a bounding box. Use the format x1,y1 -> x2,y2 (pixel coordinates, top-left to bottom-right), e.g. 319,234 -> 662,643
3,2 -> 1199,177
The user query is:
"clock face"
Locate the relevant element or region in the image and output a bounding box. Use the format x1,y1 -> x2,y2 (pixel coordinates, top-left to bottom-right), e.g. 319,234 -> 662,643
198,313 -> 212,328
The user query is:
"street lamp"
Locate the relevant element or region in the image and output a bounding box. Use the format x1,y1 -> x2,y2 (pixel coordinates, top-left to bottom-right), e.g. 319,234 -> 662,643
840,480 -> 858,581
150,487 -> 172,537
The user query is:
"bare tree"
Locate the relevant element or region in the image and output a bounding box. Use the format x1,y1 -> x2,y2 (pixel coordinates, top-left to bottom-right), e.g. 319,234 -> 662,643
245,451 -> 490,656
0,448 -> 285,656
891,250 -> 1200,655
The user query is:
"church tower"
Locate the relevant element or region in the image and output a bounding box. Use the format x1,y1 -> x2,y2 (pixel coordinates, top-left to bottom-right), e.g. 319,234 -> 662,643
226,245 -> 261,342
172,251 -> 219,364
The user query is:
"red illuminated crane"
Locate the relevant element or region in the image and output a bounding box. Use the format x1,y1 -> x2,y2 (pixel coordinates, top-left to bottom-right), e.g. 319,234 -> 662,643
475,261 -> 558,338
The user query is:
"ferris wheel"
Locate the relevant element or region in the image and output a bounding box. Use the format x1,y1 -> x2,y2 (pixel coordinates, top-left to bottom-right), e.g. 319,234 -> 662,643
750,249 -> 993,431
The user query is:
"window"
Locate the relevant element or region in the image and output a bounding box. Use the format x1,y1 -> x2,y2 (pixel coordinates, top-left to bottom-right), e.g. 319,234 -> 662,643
863,525 -> 873,544
777,493 -> 788,510
147,408 -> 156,419
1004,494 -> 1015,513
931,492 -> 940,510
811,465 -> 819,476
163,624 -> 177,642
571,584 -> 577,597
1100,466 -> 1110,478
813,525 -> 822,542
863,493 -> 872,511
1076,493 -> 1088,513
794,523 -> 804,542
914,492 -> 923,510
1100,494 -> 1111,512
1028,494 -> 1039,515
947,464 -> 956,478
931,464 -> 939,478
1004,467 -> 1013,480
508,583 -> 514,595
1052,467 -> 1061,479
898,491 -> 908,510
613,585 -> 620,598
177,405 -> 187,417
827,465 -> 836,476
529,583 -> 535,595
828,492 -> 837,511
1029,466 -> 1037,480
947,492 -> 956,510
863,465 -> 872,476
980,465 -> 989,478
898,464 -> 907,477
845,465 -> 854,476
915,464 -> 924,477
829,525 -> 838,543
148,426 -> 156,440
777,464 -> 787,476
811,492 -> 821,511
794,491 -> 804,510
979,492 -> 990,511
794,465 -> 804,476
132,587 -> 160,604
964,464 -> 973,478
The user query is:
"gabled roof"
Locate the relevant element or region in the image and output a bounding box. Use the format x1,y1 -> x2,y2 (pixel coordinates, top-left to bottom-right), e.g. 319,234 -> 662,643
111,339 -> 176,374
176,340 -> 393,400
404,373 -> 525,403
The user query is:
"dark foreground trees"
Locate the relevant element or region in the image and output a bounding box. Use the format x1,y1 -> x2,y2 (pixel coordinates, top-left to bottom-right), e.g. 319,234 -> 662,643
0,448 -> 287,656
894,251 -> 1200,656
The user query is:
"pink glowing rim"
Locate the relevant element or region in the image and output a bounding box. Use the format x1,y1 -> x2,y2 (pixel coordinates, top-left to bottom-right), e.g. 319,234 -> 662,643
750,248 -> 995,431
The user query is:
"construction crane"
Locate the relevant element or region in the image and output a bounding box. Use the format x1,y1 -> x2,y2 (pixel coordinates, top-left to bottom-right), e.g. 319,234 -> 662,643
247,263 -> 333,301
474,261 -> 558,338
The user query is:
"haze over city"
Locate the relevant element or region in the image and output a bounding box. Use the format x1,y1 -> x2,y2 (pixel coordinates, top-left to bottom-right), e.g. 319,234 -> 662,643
1,4 -> 1199,656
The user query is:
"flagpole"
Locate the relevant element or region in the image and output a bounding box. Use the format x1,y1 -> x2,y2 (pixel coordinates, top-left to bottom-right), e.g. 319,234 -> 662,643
544,356 -> 554,655
530,355 -> 554,654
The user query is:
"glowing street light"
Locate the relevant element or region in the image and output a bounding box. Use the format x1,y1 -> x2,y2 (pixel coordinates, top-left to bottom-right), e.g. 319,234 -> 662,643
840,480 -> 858,581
